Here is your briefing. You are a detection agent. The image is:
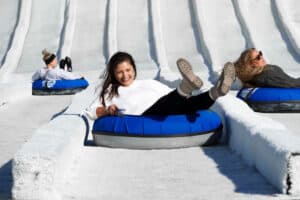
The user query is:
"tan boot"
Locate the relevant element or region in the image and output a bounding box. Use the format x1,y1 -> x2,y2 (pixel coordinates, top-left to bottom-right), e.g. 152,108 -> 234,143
177,58 -> 203,96
209,62 -> 236,100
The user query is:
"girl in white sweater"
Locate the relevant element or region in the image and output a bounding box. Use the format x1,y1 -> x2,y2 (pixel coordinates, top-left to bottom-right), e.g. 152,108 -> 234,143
32,49 -> 82,81
87,52 -> 235,119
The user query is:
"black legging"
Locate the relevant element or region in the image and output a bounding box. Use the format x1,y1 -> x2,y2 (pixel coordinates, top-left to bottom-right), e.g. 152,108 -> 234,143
142,90 -> 215,115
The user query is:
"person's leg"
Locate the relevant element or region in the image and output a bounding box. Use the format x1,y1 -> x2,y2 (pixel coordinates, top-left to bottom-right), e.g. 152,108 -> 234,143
143,62 -> 236,115
142,90 -> 214,115
59,59 -> 66,70
65,56 -> 72,72
180,91 -> 215,113
143,63 -> 235,115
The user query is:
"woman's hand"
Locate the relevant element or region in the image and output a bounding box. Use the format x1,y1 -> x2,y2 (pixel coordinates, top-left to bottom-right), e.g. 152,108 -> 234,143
107,104 -> 118,115
96,104 -> 119,118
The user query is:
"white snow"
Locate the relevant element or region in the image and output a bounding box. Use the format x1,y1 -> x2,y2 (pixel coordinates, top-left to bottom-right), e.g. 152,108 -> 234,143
193,0 -> 246,70
235,0 -> 300,76
68,0 -> 106,70
1,0 -> 300,199
0,0 -> 31,83
274,0 -> 300,58
213,95 -> 300,194
0,0 -> 19,65
15,0 -> 65,74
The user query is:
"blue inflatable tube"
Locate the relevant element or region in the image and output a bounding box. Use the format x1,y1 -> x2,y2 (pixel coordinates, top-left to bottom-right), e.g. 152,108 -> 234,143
237,87 -> 300,112
92,110 -> 222,149
32,78 -> 89,95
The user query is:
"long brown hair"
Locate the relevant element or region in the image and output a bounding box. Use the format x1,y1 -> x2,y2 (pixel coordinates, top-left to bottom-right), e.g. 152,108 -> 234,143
234,48 -> 264,84
100,52 -> 137,106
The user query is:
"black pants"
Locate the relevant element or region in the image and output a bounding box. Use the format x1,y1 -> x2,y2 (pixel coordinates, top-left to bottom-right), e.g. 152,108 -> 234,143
142,90 -> 215,115
250,64 -> 300,88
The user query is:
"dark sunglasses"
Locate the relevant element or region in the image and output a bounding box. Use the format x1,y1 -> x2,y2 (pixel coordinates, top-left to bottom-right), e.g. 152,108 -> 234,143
253,51 -> 263,61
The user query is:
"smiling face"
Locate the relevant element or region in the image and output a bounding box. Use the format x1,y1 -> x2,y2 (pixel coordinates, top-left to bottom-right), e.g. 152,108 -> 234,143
250,49 -> 266,68
114,61 -> 136,86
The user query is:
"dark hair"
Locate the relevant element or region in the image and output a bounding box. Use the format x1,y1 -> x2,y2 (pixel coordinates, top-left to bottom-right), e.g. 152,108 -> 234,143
100,51 -> 137,106
42,49 -> 56,65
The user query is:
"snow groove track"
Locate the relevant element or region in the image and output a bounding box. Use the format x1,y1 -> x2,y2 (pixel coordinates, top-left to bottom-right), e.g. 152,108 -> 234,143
61,146 -> 279,200
234,0 -> 300,76
159,0 -> 207,74
275,0 -> 300,58
110,0 -> 158,76
193,0 -> 245,72
15,0 -> 66,73
70,0 -> 107,71
0,0 -> 19,66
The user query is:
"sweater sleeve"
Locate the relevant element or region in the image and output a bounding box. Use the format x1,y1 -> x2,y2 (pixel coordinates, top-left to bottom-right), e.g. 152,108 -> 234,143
32,70 -> 41,81
83,97 -> 106,120
32,68 -> 48,81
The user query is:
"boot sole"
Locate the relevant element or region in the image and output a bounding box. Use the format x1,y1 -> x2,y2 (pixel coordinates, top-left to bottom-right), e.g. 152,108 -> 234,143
219,62 -> 236,94
177,58 -> 203,89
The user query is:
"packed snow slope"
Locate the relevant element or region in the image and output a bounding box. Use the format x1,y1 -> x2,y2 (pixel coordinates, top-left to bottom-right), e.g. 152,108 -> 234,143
1,0 -> 300,199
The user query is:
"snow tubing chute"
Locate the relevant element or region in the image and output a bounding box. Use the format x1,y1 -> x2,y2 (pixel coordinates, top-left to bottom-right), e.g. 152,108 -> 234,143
92,110 -> 222,149
237,87 -> 300,112
32,78 -> 89,95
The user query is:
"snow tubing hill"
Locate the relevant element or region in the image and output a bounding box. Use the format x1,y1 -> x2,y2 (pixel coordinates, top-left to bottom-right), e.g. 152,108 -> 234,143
92,110 -> 222,149
237,87 -> 300,112
32,78 -> 89,95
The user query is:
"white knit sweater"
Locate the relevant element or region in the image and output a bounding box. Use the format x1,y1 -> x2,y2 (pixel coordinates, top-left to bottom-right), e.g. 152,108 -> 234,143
88,79 -> 172,118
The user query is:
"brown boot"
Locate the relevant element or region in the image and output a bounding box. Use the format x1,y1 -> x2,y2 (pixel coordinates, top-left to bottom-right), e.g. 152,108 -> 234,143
209,62 -> 235,100
177,58 -> 203,96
